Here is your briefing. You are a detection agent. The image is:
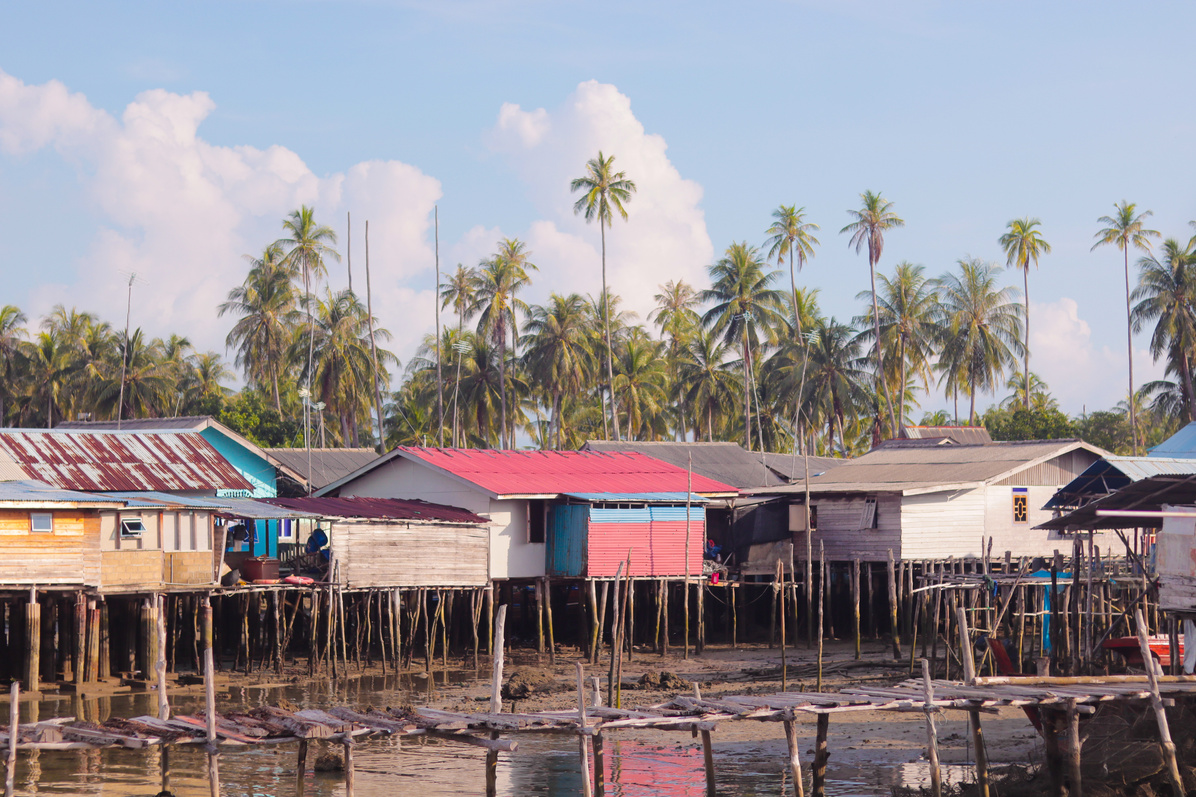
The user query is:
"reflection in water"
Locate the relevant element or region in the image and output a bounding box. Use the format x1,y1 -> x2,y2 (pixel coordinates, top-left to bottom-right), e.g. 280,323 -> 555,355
3,674 -> 980,796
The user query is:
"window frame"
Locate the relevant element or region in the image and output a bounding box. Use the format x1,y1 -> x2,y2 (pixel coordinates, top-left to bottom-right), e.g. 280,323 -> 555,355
1012,488 -> 1029,524
861,497 -> 879,530
526,500 -> 547,544
120,517 -> 146,538
30,512 -> 53,533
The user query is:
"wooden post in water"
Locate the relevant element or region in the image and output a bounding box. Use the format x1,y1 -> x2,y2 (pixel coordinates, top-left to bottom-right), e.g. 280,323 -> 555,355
296,739 -> 308,796
1065,698 -> 1082,797
1135,607 -> 1185,796
701,728 -> 716,797
956,606 -> 989,797
607,562 -> 626,708
777,559 -> 787,690
491,604 -> 507,712
888,549 -> 901,659
5,682 -> 17,797
535,580 -> 545,657
812,713 -> 829,797
343,737 -> 355,797
921,659 -> 941,797
24,588 -> 39,693
203,597 -> 220,797
817,542 -> 825,692
576,662 -> 593,797
593,729 -> 606,796
784,710 -> 805,797
545,577 -> 556,665
852,558 -> 861,660
156,593 -> 169,721
593,581 -> 609,665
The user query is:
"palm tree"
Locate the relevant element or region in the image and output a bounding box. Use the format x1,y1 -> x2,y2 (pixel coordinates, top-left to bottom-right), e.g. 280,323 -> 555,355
0,306 -> 28,425
1000,372 -> 1056,411
800,318 -> 872,456
571,151 -> 637,441
1132,238 -> 1196,421
841,191 -> 905,437
934,258 -> 1024,424
219,244 -> 299,411
765,205 -> 820,336
854,262 -> 940,427
472,239 -> 536,448
677,328 -> 741,442
999,217 -> 1051,410
276,207 -> 340,444
700,242 -> 785,450
522,293 -> 596,449
650,280 -> 700,439
1093,201 -> 1160,452
19,331 -> 77,427
441,264 -> 476,334
612,331 -> 668,441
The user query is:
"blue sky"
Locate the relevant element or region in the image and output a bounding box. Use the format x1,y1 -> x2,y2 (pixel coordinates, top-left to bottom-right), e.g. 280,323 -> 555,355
1,1 -> 1194,416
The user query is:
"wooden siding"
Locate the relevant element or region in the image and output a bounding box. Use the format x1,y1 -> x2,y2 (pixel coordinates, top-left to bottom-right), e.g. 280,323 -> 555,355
587,505 -> 704,577
993,449 -> 1102,487
333,521 -> 489,588
899,489 -> 987,560
794,494 -> 902,562
0,509 -> 99,586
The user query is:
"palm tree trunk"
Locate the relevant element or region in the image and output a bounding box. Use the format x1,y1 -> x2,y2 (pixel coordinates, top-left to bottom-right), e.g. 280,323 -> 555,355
969,381 -> 977,425
898,336 -> 907,429
1124,247 -> 1139,453
789,249 -> 801,338
1023,267 -> 1031,411
869,252 -> 897,437
553,391 -> 562,450
743,331 -> 752,451
601,223 -> 621,441
272,369 -> 281,414
1182,351 -> 1196,424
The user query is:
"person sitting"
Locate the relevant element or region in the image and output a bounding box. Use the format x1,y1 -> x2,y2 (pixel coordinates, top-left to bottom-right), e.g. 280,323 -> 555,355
704,538 -> 722,563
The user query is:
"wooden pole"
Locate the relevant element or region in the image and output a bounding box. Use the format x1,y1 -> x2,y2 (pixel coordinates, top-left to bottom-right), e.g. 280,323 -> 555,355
576,662 -> 593,797
684,453 -> 692,660
5,682 -> 17,797
203,597 -> 220,797
588,580 -> 601,663
296,739 -> 308,796
24,588 -> 39,693
812,713 -> 829,797
921,659 -> 941,797
701,728 -> 716,797
784,711 -> 805,797
625,577 -> 633,662
778,559 -> 787,690
535,580 -> 545,657
544,577 -> 556,665
491,604 -> 508,713
343,737 -> 355,797
593,731 -> 606,796
956,606 -> 990,797
607,563 -> 626,708
888,549 -> 901,659
1135,607 -> 1185,796
852,558 -> 861,660
593,581 -> 609,666
1065,698 -> 1082,797
156,593 -> 169,721
817,542 -> 825,692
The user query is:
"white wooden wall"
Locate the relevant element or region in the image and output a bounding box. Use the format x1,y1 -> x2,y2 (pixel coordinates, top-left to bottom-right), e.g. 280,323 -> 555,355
899,489 -> 987,560
332,456 -> 546,579
332,521 -> 489,588
794,494 -> 902,562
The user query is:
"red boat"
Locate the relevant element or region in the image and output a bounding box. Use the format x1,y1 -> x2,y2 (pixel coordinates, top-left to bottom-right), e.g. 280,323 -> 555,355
1101,635 -> 1182,669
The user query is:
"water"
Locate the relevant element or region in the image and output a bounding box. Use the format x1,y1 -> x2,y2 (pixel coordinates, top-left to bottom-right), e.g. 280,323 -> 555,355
4,675 -> 993,796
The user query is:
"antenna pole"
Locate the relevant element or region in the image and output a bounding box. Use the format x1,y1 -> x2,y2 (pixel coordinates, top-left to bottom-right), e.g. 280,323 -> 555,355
365,221 -> 386,454
116,273 -> 135,430
435,206 -> 444,447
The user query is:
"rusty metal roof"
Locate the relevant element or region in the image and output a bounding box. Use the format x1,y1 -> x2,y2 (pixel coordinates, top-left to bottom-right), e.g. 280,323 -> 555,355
0,430 -> 252,493
263,496 -> 486,524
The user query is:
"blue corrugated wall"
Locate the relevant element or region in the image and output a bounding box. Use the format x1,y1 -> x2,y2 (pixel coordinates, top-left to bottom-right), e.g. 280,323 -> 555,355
547,504 -> 589,576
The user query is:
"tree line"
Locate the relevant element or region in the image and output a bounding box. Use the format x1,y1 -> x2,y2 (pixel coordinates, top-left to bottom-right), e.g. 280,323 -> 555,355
1,155 -> 1193,456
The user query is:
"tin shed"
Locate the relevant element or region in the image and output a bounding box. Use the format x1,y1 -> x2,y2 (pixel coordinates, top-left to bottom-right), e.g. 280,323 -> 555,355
546,493 -> 707,578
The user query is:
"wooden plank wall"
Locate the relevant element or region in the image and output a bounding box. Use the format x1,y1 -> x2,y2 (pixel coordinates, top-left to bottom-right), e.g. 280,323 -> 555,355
336,521 -> 489,588
0,509 -> 98,585
796,494 -> 902,562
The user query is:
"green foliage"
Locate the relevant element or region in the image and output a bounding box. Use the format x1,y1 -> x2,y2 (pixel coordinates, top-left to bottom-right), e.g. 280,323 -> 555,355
216,389 -> 302,448
983,405 -> 1076,442
1074,410 -> 1133,455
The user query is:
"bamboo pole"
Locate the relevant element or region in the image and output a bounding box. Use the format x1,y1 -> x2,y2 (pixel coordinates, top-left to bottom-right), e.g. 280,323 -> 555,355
956,606 -> 990,797
1135,607 -> 1185,796
576,662 -> 593,797
921,659 -> 941,797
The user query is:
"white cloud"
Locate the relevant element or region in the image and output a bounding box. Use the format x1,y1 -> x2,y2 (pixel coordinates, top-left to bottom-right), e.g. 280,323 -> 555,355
1030,297 -> 1166,412
486,80 -> 713,321
0,69 -> 440,374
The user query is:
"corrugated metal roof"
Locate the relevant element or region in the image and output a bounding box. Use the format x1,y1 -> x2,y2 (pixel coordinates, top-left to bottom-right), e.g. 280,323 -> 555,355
0,479 -> 126,506
758,452 -> 843,481
581,441 -> 785,488
263,495 -> 487,524
564,492 -> 710,504
107,491 -> 232,509
219,497 -> 322,519
57,416 -> 213,431
1038,474 -> 1196,531
900,425 -> 994,444
752,440 -> 1106,497
0,430 -> 252,493
392,448 -> 738,497
1044,457 -> 1196,509
265,448 -> 380,490
1149,422 -> 1196,458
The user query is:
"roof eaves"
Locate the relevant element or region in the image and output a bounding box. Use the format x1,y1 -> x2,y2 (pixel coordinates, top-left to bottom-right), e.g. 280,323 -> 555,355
980,439 -> 1107,486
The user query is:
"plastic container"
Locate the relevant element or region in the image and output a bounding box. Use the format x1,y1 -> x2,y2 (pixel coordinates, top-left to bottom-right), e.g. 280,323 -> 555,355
241,556 -> 280,581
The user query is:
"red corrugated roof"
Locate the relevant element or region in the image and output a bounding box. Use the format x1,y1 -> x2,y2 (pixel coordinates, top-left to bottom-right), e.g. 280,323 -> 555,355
263,496 -> 486,524
396,447 -> 737,496
0,430 -> 252,493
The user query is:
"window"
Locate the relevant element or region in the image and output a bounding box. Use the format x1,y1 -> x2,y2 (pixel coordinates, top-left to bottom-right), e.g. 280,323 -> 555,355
30,513 -> 53,533
861,498 -> 878,530
120,518 -> 146,538
527,501 -> 546,544
1013,489 -> 1029,524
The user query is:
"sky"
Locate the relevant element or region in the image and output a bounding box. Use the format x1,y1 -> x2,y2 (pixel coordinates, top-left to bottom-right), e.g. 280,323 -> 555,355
1,1 -> 1194,418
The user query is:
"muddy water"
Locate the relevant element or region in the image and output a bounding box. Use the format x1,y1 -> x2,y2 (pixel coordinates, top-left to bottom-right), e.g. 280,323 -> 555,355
6,674 -> 981,796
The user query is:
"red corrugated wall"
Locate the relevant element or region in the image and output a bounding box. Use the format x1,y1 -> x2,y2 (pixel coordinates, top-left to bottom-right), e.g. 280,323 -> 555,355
587,519 -> 704,577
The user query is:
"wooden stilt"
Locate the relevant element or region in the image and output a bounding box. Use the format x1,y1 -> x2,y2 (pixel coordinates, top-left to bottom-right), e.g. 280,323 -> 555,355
5,682 -> 18,797
491,604 -> 507,713
24,589 -> 39,693
593,731 -> 606,796
588,580 -> 601,663
1042,709 -> 1065,796
203,597 -> 220,797
1135,607 -> 1185,796
696,580 -> 705,655
778,559 -> 787,690
888,550 -> 901,660
812,713 -> 829,797
730,583 -> 737,649
296,739 -> 308,796
625,578 -> 633,662
594,581 -> 609,665
160,746 -> 171,796
343,738 -> 355,797
545,578 -> 556,665
654,579 -> 664,654
73,591 -> 85,685
155,593 -> 169,721
701,728 -> 716,797
957,606 -> 990,797
921,659 -> 941,797
817,543 -> 825,692
535,580 -> 545,657
576,662 -> 593,797
784,714 -> 805,797
662,579 -> 670,656
852,558 -> 861,660
1065,698 -> 1082,797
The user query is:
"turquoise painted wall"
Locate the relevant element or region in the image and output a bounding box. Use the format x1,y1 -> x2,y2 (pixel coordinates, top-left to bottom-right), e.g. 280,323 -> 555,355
202,427 -> 278,499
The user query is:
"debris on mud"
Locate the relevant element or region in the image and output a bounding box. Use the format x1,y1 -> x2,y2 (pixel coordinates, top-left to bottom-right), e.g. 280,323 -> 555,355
636,670 -> 692,691
502,668 -> 562,700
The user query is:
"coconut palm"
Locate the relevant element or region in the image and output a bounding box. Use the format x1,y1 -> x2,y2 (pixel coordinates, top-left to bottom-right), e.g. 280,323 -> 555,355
0,306 -> 28,425
613,331 -> 669,441
522,293 -> 596,449
854,262 -> 940,427
650,280 -> 701,439
219,244 -> 299,411
1093,201 -> 1160,452
677,328 -> 741,442
571,151 -> 637,441
700,242 -> 786,451
1131,238 -> 1196,421
765,205 -> 820,337
472,239 -> 537,448
90,329 -> 173,421
841,191 -> 905,436
17,331 -> 79,427
934,258 -> 1024,424
441,264 -> 477,334
1000,372 -> 1057,411
999,217 -> 1051,410
800,318 -> 872,456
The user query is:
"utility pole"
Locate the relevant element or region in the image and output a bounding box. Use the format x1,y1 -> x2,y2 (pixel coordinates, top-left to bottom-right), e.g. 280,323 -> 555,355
116,273 -> 136,430
365,221 -> 386,454
435,206 -> 444,447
